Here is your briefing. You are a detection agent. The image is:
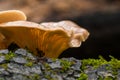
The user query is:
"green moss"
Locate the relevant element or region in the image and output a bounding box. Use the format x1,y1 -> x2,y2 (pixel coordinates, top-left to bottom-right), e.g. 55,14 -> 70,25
104,76 -> 113,80
81,55 -> 120,71
108,56 -> 120,76
81,56 -> 107,69
45,74 -> 51,80
28,74 -> 40,80
98,76 -> 103,80
0,63 -> 8,70
60,59 -> 73,71
25,61 -> 33,67
98,76 -> 114,80
80,55 -> 120,79
44,75 -> 57,80
77,73 -> 88,80
0,78 -> 4,80
0,53 -> 3,57
109,56 -> 120,69
44,63 -> 50,69
32,74 -> 40,80
51,58 -> 57,62
5,51 -> 16,60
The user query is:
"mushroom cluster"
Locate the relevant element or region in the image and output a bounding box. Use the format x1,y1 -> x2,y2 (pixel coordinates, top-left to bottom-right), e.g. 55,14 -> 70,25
0,10 -> 89,58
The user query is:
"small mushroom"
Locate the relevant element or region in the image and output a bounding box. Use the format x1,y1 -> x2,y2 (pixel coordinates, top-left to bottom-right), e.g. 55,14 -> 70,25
0,10 -> 89,58
0,10 -> 26,23
0,10 -> 26,49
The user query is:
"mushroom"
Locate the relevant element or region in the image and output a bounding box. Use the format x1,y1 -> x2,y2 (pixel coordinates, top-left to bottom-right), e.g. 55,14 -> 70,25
0,10 -> 26,49
0,10 -> 26,23
0,10 -> 89,58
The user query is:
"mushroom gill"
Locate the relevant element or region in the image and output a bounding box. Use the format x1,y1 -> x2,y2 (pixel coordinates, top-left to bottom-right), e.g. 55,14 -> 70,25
0,20 -> 89,58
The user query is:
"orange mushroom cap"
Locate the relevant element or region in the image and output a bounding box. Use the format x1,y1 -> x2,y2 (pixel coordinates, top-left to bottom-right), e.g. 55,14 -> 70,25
0,10 -> 26,23
0,10 -> 27,49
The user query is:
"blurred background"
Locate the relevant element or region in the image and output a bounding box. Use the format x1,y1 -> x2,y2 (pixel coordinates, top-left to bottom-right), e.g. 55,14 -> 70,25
0,0 -> 120,60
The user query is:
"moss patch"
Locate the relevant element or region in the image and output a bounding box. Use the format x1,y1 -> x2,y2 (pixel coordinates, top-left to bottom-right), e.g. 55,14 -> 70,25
5,51 -> 16,60
77,73 -> 88,80
81,55 -> 107,69
60,59 -> 73,71
78,55 -> 120,79
25,61 -> 33,67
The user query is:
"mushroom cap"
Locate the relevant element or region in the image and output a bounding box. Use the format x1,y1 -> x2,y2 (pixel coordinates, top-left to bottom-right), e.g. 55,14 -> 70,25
0,10 -> 26,23
0,20 -> 89,58
41,20 -> 89,47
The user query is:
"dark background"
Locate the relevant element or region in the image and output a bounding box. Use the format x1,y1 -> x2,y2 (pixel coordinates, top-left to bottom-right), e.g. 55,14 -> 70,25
0,0 -> 120,60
